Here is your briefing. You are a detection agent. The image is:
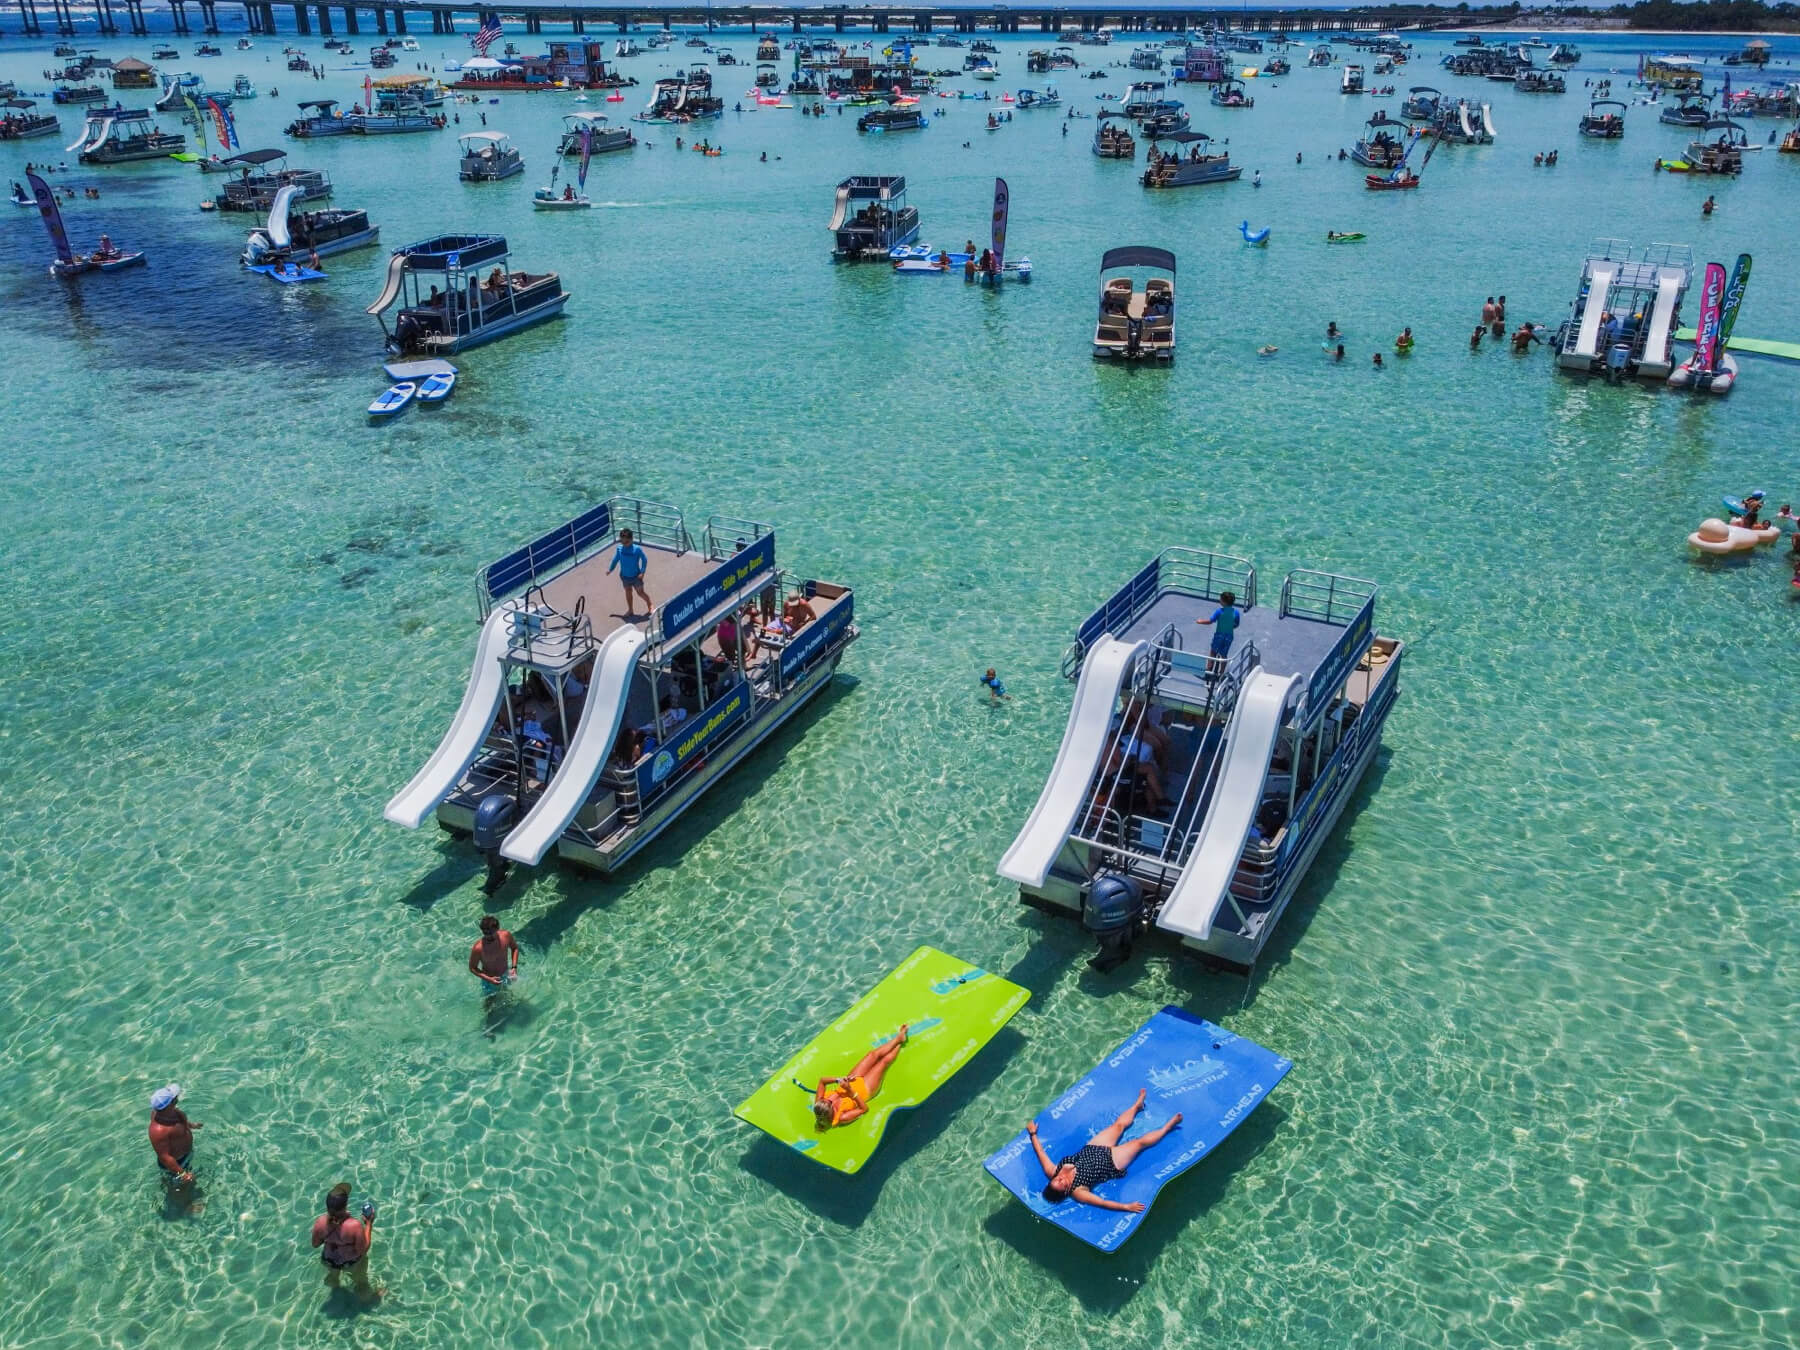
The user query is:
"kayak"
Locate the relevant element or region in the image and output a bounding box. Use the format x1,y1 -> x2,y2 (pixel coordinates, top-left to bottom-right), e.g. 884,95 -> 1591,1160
368,382 -> 416,417
416,370 -> 457,402
1327,232 -> 1366,242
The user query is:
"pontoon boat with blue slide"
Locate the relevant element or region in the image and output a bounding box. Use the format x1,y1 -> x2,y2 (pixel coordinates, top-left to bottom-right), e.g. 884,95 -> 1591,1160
384,497 -> 858,880
999,549 -> 1402,970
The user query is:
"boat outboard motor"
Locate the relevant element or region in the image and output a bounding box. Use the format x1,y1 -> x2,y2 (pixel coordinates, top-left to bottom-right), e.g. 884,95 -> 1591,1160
1605,342 -> 1631,384
1126,316 -> 1142,358
1084,873 -> 1147,973
472,792 -> 517,895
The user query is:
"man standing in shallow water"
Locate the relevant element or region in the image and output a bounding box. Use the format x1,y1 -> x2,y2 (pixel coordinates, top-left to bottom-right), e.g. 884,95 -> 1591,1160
469,915 -> 520,987
148,1083 -> 201,1185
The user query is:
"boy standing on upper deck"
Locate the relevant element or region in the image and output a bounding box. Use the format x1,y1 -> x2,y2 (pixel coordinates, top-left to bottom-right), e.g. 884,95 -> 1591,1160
1196,590 -> 1241,673
608,528 -> 652,618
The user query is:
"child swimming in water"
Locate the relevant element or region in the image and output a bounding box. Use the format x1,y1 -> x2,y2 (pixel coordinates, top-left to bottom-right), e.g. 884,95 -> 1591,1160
981,669 -> 1009,701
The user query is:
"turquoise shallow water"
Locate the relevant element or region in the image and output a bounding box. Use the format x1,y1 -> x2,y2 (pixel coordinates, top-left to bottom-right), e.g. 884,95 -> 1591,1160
4,25 -> 1800,1347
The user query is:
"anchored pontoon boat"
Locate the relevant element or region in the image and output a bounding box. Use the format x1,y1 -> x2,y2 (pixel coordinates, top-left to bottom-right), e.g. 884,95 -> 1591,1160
368,233 -> 569,354
384,497 -> 858,880
999,549 -> 1403,970
1554,237 -> 1693,380
241,183 -> 378,265
829,175 -> 920,261
1094,246 -> 1175,361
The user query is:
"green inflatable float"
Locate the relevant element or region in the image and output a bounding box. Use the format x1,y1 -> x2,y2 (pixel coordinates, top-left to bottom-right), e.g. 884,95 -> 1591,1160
734,946 -> 1028,1174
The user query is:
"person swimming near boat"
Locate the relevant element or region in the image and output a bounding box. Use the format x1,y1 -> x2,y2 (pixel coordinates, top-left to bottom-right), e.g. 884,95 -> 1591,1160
1027,1090 -> 1182,1213
1327,321 -> 1341,340
1252,169 -> 1262,187
1296,151 -> 1303,164
608,527 -> 651,617
812,1026 -> 908,1129
1702,195 -> 1715,215
1511,322 -> 1543,352
1333,343 -> 1346,362
981,668 -> 1009,701
1395,327 -> 1414,353
1481,297 -> 1497,325
149,1083 -> 202,1185
1372,352 -> 1384,368
1735,491 -> 1766,529
1258,344 -> 1279,357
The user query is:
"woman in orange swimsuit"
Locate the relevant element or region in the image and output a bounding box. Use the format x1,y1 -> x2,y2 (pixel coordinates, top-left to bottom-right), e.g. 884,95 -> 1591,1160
812,1026 -> 908,1129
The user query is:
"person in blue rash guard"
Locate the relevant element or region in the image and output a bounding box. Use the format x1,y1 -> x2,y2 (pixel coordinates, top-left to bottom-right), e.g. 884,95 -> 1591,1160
1195,589 -> 1241,674
607,528 -> 651,617
981,668 -> 1009,701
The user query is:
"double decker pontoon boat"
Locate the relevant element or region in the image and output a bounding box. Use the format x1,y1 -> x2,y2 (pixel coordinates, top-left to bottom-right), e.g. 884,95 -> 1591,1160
999,548 -> 1402,972
1554,237 -> 1693,381
1094,246 -> 1175,361
829,175 -> 920,261
75,108 -> 185,163
384,497 -> 858,882
368,233 -> 569,354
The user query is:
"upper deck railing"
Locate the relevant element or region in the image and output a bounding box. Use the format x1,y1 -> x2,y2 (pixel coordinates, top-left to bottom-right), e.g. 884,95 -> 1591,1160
1068,546 -> 1255,678
1280,568 -> 1377,733
477,495 -> 692,617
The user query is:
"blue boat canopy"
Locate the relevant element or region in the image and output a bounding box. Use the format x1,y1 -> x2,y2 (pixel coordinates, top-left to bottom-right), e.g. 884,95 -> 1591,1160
396,234 -> 512,271
1100,245 -> 1177,274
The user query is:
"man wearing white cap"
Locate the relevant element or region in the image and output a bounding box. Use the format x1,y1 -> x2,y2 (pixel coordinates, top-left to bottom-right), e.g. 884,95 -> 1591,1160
148,1083 -> 202,1184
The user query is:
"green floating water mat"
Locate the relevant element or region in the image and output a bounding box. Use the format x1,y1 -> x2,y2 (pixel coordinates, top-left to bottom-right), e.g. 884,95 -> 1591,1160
734,946 -> 1029,1174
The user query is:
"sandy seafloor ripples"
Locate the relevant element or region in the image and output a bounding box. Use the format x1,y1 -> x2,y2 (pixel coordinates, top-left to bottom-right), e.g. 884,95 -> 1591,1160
2,24 -> 1798,1348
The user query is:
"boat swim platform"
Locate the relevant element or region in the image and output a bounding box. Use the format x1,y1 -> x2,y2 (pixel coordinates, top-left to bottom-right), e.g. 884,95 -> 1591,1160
23,3 -> 1481,45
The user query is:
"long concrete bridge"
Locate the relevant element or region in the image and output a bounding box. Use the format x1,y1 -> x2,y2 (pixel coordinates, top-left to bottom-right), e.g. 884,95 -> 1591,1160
10,0 -> 1477,43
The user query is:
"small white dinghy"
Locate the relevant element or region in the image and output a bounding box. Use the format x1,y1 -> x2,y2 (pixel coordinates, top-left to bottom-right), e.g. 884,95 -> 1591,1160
533,185 -> 592,210
416,369 -> 457,402
368,381 -> 417,417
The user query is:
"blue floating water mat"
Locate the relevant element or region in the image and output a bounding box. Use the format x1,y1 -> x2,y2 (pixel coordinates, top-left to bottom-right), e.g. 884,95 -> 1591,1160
983,1006 -> 1290,1252
249,263 -> 327,284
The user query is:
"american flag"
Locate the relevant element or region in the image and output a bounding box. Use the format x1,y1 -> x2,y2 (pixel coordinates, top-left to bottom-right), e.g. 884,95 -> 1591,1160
471,11 -> 503,57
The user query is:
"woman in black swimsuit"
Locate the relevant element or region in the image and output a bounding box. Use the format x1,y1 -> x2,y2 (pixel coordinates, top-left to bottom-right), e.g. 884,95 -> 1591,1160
1027,1089 -> 1182,1212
